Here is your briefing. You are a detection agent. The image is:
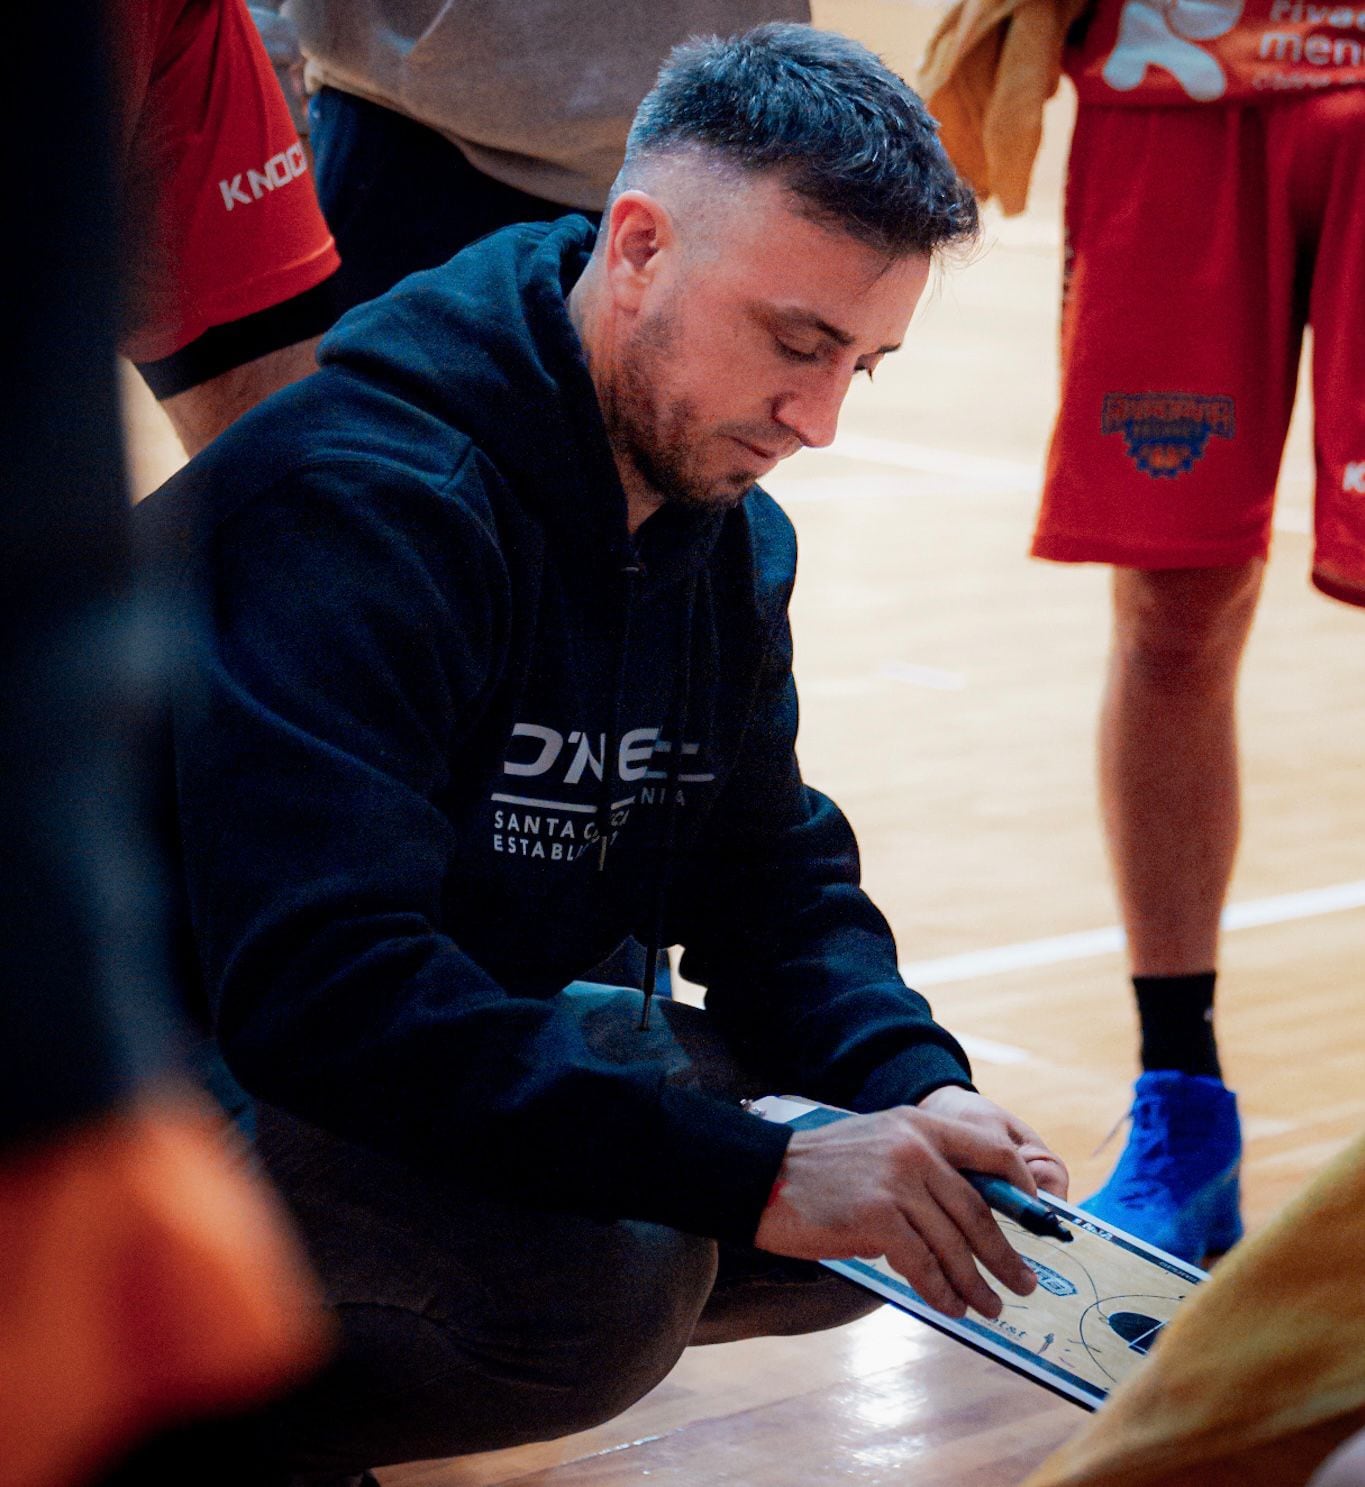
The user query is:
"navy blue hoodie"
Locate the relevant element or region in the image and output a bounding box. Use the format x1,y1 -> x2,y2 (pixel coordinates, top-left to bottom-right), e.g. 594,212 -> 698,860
136,217 -> 972,1246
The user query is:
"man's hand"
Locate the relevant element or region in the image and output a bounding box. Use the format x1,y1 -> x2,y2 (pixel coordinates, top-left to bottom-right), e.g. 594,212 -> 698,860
916,1085 -> 1069,1201
752,1093 -> 1069,1321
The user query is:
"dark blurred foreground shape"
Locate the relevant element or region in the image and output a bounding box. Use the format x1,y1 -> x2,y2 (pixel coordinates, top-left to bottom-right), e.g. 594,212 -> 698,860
0,6 -> 323,1485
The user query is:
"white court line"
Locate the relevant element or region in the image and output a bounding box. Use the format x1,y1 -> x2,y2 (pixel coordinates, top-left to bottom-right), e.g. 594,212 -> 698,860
954,1033 -> 1037,1067
879,660 -> 968,692
901,878 -> 1365,989
903,926 -> 1124,989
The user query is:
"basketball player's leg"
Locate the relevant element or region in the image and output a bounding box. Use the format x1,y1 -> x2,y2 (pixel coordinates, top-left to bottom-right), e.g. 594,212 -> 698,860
1089,88 -> 1365,1260
1034,102 -> 1300,1259
1101,560 -> 1262,990
1302,88 -> 1365,614
1086,561 -> 1260,1258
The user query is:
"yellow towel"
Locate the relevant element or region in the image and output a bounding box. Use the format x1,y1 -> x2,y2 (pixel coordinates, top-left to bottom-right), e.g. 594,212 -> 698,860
1023,1132 -> 1365,1487
919,0 -> 1087,214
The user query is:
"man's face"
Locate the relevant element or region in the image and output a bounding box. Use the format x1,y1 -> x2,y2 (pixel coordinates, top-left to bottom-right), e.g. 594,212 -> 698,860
597,176 -> 931,516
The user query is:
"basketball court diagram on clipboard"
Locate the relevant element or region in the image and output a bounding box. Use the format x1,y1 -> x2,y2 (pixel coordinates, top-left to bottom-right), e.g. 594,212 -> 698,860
750,1095 -> 1207,1411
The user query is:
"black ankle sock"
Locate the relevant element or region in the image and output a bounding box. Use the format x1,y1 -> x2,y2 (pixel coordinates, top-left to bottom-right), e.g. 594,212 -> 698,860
1133,971 -> 1222,1080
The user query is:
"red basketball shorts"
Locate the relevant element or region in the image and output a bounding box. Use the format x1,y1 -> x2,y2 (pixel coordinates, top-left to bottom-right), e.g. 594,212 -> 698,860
1033,90 -> 1365,608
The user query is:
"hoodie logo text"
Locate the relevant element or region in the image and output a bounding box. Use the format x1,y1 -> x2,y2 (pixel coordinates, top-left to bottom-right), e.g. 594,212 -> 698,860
488,722 -> 715,862
502,723 -> 714,787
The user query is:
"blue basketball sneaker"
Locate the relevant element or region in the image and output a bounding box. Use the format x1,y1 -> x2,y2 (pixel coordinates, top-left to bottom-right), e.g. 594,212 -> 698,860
1082,1071 -> 1243,1265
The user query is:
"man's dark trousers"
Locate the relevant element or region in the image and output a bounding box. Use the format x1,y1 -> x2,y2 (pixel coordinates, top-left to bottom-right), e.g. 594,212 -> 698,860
253,985 -> 879,1483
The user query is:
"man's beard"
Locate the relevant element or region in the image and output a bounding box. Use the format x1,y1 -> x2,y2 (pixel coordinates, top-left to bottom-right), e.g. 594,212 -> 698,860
598,307 -> 755,513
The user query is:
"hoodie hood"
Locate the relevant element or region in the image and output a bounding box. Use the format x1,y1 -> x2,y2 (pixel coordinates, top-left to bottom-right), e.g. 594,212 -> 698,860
316,215 -> 723,592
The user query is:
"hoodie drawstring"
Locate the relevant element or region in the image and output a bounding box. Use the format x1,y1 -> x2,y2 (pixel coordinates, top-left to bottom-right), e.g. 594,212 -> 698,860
594,555 -> 642,870
638,573 -> 697,1032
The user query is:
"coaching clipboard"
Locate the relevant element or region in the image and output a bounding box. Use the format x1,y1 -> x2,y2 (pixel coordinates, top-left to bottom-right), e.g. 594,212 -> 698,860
750,1095 -> 1206,1411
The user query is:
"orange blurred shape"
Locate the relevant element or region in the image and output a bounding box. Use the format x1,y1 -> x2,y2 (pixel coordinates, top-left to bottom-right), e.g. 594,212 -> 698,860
0,1090 -> 329,1487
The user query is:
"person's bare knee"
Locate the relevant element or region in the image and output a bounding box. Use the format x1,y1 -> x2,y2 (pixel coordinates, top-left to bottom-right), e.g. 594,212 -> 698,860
1111,561 -> 1265,695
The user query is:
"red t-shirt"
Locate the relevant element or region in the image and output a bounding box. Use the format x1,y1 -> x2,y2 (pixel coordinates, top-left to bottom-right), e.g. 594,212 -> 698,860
1068,0 -> 1365,104
115,0 -> 339,363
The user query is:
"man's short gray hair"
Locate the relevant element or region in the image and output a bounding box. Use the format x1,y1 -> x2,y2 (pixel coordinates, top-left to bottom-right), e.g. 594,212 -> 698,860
619,23 -> 979,260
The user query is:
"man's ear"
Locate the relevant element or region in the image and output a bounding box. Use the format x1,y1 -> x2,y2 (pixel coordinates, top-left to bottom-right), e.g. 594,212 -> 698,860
602,191 -> 675,314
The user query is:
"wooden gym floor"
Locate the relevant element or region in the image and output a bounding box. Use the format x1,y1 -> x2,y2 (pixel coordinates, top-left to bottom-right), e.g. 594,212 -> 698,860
122,4 -> 1365,1480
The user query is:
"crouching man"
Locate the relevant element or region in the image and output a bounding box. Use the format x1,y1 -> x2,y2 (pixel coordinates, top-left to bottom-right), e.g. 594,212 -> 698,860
137,23 -> 1067,1484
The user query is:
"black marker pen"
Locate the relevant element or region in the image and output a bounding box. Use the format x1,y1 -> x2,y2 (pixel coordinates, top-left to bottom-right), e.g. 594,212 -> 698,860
965,1172 -> 1073,1243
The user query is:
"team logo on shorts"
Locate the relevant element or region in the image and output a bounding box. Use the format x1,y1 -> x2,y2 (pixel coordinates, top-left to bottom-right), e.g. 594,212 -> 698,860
1102,392 -> 1236,478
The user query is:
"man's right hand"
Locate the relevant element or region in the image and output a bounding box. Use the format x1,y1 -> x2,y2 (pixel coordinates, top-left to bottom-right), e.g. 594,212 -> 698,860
752,1104 -> 1047,1320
